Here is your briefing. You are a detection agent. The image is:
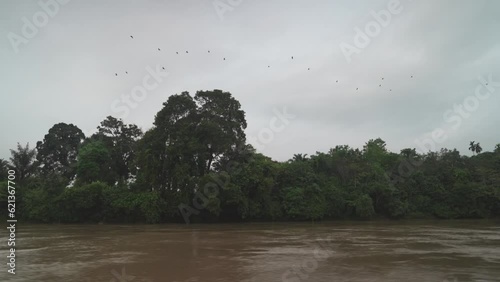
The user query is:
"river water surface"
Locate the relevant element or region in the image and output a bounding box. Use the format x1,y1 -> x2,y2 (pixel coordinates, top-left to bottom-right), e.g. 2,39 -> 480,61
1,221 -> 499,281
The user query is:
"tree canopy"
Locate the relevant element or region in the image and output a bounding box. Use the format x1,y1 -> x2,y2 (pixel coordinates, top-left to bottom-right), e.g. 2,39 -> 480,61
2,90 -> 499,223
9,142 -> 38,181
36,123 -> 85,180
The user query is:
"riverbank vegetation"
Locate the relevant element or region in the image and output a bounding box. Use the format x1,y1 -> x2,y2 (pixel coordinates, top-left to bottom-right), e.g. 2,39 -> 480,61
1,90 -> 499,223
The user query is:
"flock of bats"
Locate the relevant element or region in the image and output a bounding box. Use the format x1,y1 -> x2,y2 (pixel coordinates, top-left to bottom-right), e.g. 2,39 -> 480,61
114,35 -> 416,92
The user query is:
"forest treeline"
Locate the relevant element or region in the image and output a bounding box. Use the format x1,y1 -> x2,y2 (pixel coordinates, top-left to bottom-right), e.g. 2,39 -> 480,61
1,90 -> 499,223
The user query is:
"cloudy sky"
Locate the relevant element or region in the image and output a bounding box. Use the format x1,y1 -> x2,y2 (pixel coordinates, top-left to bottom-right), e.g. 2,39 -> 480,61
1,0 -> 499,162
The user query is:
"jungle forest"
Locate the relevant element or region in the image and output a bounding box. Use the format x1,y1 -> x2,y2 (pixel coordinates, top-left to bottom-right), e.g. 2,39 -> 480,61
1,90 -> 499,223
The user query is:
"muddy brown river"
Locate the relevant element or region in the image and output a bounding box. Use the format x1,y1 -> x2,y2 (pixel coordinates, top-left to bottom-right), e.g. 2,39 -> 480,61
1,221 -> 499,281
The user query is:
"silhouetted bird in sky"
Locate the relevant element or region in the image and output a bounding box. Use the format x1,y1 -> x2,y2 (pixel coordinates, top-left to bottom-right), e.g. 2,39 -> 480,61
158,48 -> 161,51
382,77 -> 384,80
268,65 -> 270,68
125,71 -> 128,74
208,50 -> 210,53
162,67 -> 165,70
308,68 -> 310,70
130,35 -> 133,39
379,84 -> 382,87
223,58 -> 226,60
356,88 -> 358,90
176,52 -> 179,54
291,56 -> 294,59
411,75 -> 413,78
336,80 -> 338,83
186,51 -> 188,53
115,73 -> 118,76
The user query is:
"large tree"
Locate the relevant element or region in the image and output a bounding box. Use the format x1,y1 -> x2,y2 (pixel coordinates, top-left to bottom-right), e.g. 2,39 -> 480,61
137,92 -> 198,192
194,89 -> 247,175
135,90 -> 247,215
363,138 -> 388,162
76,140 -> 114,185
92,116 -> 143,183
36,123 -> 85,179
9,143 -> 38,181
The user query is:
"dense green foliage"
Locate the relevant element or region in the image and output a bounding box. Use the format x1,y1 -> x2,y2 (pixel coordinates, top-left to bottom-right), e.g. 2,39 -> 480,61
1,90 -> 499,223
36,123 -> 85,179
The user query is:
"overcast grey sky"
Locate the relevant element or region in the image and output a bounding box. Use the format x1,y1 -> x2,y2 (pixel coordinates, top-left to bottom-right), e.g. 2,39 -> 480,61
1,0 -> 499,162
